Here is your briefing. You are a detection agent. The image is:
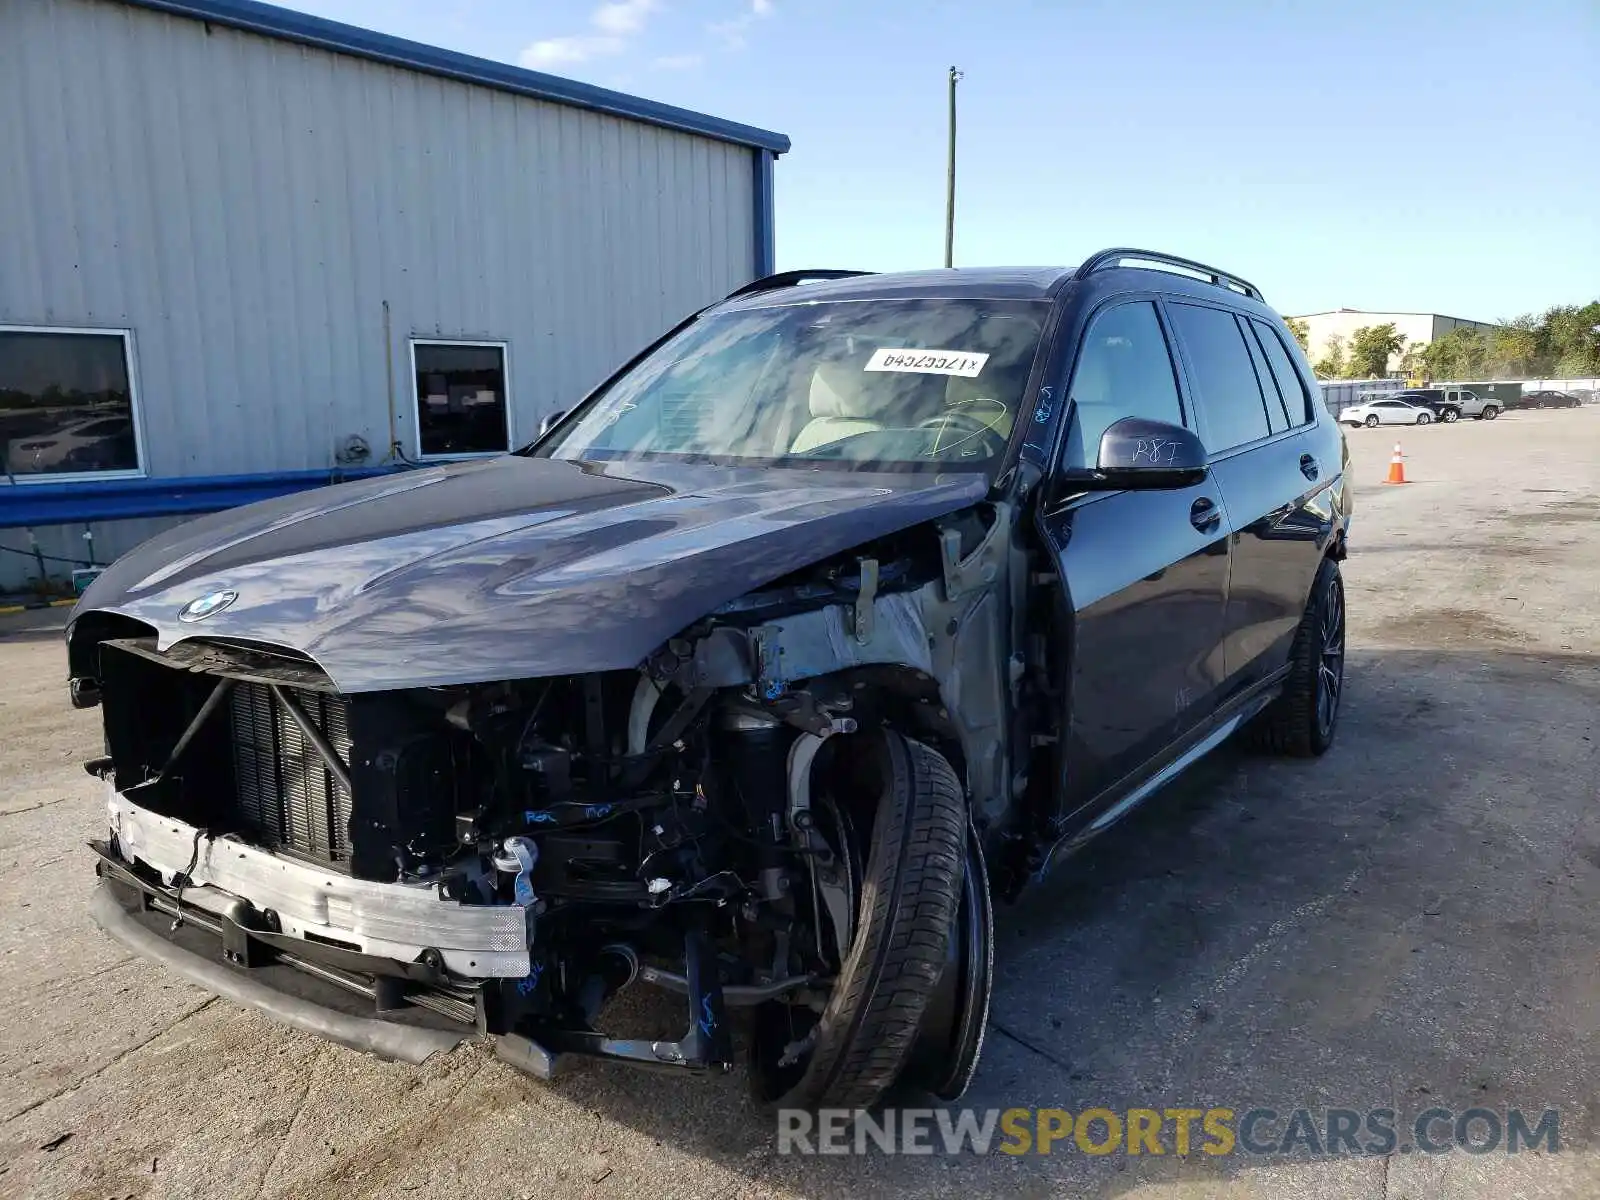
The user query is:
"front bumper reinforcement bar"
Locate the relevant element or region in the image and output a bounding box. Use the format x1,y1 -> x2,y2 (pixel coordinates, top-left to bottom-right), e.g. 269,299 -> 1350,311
89,884 -> 466,1065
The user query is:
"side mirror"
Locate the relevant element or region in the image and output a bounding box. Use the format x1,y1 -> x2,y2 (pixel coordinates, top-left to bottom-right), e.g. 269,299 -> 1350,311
537,409 -> 569,438
1064,416 -> 1208,491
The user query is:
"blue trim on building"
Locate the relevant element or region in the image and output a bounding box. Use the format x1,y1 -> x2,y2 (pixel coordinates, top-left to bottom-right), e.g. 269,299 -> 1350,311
120,0 -> 791,154
0,467 -> 404,529
752,150 -> 776,276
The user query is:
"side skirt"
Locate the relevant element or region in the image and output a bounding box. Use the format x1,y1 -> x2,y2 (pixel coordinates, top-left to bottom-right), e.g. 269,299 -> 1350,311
1030,665 -> 1290,883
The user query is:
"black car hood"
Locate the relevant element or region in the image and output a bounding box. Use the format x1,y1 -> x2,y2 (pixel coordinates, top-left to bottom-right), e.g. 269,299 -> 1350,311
74,456 -> 987,692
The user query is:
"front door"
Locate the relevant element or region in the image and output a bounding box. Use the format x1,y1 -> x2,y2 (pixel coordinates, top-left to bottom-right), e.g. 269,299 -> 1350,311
1036,299 -> 1231,827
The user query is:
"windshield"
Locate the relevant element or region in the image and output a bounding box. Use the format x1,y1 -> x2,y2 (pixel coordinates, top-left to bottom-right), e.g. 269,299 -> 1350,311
535,298 -> 1049,472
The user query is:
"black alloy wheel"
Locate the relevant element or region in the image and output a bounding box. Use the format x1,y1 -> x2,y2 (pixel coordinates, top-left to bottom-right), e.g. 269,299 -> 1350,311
1315,568 -> 1345,743
1243,557 -> 1345,758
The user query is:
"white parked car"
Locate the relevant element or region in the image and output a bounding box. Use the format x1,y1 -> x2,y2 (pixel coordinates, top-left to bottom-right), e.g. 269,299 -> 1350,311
1339,398 -> 1434,428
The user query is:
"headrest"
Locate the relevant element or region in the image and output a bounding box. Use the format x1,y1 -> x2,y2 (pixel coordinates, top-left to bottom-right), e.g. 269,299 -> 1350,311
1071,344 -> 1114,407
809,361 -> 879,420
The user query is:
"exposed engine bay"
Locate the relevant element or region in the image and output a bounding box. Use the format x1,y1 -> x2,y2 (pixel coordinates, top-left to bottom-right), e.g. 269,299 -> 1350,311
77,510 -> 1018,1103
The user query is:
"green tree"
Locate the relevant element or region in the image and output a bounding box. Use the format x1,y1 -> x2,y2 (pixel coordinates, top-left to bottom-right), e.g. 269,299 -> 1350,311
1312,334 -> 1347,379
1347,323 -> 1407,378
1283,316 -> 1310,352
1541,302 -> 1600,376
1397,344 -> 1427,380
1486,320 -> 1540,379
1421,327 -> 1488,380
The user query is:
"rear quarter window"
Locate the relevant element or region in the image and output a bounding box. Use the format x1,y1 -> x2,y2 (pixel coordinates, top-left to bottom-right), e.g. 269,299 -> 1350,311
1249,318 -> 1315,426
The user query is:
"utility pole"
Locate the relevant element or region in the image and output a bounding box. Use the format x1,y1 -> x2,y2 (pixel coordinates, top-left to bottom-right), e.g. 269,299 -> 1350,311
944,66 -> 962,268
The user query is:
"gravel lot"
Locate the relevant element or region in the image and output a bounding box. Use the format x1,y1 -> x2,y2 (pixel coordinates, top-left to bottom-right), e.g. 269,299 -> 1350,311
2,408 -> 1597,1200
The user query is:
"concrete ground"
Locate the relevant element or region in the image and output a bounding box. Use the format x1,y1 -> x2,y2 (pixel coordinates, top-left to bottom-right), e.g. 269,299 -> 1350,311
1,408 -> 1597,1200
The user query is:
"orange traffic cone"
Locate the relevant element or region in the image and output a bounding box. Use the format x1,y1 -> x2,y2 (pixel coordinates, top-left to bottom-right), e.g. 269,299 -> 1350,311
1384,442 -> 1409,485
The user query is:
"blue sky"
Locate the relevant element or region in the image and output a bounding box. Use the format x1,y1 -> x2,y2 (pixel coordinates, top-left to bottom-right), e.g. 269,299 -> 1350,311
295,0 -> 1595,320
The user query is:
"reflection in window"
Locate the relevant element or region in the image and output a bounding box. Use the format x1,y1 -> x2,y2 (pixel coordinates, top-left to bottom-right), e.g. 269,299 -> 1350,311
1062,302 -> 1185,470
1167,303 -> 1272,451
413,341 -> 509,457
0,329 -> 139,478
1250,319 -> 1314,427
543,299 -> 1047,471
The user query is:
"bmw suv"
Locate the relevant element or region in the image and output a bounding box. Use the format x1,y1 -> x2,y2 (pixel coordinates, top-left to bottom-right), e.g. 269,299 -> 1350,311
69,248 -> 1351,1112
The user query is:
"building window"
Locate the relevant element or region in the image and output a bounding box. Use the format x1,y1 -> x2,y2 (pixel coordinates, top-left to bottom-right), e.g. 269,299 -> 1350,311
1,327 -> 142,481
411,340 -> 510,458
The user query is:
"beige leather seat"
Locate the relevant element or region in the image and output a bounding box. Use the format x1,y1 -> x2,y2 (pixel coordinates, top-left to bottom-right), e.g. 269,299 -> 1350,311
790,362 -> 884,452
1064,345 -> 1116,468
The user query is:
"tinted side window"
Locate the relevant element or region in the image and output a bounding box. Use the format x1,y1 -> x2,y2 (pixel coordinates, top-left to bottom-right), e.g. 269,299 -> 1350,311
1239,316 -> 1289,433
1167,303 -> 1271,451
1250,319 -> 1313,426
1060,301 -> 1184,470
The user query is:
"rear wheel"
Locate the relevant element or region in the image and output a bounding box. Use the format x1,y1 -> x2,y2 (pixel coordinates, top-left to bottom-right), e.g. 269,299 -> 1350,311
1364,414 -> 1379,428
1440,407 -> 1459,423
748,729 -> 966,1111
1244,557 -> 1345,757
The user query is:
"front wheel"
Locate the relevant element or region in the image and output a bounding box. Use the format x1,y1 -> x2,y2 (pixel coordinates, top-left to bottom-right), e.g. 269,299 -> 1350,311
748,729 -> 967,1111
1416,412 -> 1432,425
1364,414 -> 1380,428
1483,406 -> 1500,420
1243,557 -> 1345,757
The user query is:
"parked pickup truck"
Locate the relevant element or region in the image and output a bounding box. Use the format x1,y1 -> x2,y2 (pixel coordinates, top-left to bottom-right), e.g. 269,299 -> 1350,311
1382,388 -> 1500,423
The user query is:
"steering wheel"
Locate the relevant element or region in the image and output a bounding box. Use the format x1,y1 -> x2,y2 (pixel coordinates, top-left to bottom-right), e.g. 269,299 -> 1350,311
915,407 -> 1008,457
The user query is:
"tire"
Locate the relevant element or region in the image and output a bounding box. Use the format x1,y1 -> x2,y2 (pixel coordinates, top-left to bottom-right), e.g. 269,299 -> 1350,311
1483,406 -> 1499,421
1440,408 -> 1459,423
1243,557 -> 1345,758
1364,414 -> 1379,428
1416,412 -> 1431,425
749,729 -> 966,1111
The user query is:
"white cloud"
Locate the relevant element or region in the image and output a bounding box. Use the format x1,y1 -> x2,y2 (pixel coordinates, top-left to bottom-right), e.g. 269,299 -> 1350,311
708,0 -> 774,51
653,52 -> 705,70
520,35 -> 622,67
518,0 -> 660,70
593,0 -> 658,36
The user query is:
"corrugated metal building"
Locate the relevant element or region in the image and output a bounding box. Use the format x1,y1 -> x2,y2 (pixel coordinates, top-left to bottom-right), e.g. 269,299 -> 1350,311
1288,309 -> 1504,375
0,0 -> 788,591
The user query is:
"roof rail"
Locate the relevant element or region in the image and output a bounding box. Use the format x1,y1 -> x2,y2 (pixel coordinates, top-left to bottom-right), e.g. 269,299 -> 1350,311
723,269 -> 875,301
1076,248 -> 1264,302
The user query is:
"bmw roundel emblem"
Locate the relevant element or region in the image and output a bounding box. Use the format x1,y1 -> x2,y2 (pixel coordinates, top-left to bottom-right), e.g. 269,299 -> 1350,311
178,589 -> 239,622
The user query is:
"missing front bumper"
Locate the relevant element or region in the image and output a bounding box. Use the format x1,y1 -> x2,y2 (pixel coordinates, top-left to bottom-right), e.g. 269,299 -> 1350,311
103,788 -> 532,978
90,848 -> 740,1081
88,865 -> 470,1065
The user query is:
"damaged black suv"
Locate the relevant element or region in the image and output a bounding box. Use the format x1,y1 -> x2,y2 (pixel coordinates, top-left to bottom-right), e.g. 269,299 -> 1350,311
68,249 -> 1350,1110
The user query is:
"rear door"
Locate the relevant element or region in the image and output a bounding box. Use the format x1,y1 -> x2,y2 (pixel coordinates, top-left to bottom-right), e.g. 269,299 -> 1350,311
1036,299 -> 1231,822
1165,303 -> 1329,697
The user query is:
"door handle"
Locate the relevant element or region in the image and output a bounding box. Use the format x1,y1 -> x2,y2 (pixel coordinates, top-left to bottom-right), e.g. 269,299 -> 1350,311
1299,453 -> 1320,481
1189,497 -> 1221,534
